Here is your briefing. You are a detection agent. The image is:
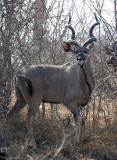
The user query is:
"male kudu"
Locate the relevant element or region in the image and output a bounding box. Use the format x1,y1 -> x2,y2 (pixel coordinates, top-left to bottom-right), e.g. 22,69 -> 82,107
7,14 -> 100,147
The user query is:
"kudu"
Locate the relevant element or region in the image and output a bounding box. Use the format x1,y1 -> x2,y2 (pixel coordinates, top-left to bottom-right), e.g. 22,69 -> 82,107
7,15 -> 99,147
105,41 -> 117,71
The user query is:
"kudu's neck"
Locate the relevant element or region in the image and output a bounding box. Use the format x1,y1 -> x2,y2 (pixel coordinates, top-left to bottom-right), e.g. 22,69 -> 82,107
78,57 -> 95,101
82,58 -> 95,92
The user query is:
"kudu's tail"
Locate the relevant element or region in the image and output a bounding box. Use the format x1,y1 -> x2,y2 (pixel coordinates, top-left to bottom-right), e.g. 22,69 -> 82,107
15,74 -> 33,97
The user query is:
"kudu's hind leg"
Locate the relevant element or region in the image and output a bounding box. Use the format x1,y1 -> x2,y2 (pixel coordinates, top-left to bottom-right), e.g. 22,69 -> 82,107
26,96 -> 42,149
7,99 -> 26,121
6,99 -> 26,132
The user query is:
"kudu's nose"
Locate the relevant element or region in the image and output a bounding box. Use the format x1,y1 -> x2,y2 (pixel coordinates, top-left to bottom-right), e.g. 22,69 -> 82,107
77,56 -> 83,61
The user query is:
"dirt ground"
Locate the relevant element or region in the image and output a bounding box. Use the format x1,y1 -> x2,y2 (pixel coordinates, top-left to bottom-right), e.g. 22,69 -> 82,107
0,102 -> 117,160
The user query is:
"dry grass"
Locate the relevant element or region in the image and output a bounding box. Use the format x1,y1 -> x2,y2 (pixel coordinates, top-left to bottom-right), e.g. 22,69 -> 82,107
0,100 -> 117,160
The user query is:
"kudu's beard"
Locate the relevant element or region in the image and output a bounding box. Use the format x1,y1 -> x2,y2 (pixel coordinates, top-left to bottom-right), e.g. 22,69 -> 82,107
78,60 -> 84,66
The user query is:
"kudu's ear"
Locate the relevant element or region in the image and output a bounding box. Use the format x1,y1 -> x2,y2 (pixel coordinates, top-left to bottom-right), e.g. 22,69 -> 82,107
85,43 -> 94,51
63,41 -> 76,52
63,41 -> 71,52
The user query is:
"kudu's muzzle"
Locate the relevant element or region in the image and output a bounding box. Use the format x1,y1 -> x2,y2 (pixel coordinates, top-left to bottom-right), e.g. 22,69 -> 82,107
77,53 -> 87,66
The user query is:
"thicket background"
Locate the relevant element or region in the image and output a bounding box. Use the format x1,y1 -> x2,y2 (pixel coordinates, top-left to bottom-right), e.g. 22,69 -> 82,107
0,0 -> 117,159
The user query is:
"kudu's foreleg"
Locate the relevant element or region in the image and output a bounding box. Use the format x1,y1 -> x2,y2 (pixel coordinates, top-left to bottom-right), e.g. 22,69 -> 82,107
74,107 -> 87,144
67,103 -> 84,144
73,111 -> 84,144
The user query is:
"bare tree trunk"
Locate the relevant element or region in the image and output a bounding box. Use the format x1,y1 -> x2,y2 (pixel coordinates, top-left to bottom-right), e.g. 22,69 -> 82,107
33,0 -> 47,118
33,0 -> 46,64
0,1 -> 15,110
114,0 -> 117,32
